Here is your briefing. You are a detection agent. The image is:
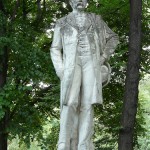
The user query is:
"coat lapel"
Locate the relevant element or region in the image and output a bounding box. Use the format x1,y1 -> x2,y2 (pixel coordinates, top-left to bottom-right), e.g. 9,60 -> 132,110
66,12 -> 92,33
67,13 -> 79,30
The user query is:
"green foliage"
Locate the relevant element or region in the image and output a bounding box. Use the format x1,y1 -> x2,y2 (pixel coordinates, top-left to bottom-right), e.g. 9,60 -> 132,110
0,0 -> 149,149
137,75 -> 150,150
0,0 -> 62,148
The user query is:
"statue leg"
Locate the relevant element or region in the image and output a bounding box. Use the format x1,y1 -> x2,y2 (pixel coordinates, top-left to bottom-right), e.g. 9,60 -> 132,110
78,55 -> 96,150
57,105 -> 75,150
58,64 -> 81,150
70,111 -> 78,150
78,105 -> 94,150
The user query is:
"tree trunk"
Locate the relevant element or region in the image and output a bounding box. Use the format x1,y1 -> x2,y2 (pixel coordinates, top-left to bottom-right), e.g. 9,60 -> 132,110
118,0 -> 142,150
0,47 -> 8,150
0,115 -> 8,150
0,0 -> 8,149
22,0 -> 27,20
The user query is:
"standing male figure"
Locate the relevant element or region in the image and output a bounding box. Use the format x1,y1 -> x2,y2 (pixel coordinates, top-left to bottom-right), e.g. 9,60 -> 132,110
50,0 -> 119,149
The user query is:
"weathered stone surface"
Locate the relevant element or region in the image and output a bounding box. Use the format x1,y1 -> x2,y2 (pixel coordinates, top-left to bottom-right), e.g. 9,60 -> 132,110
50,0 -> 119,149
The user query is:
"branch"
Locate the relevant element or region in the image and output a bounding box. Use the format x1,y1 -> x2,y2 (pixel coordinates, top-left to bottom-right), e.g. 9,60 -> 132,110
11,0 -> 20,21
22,0 -> 27,20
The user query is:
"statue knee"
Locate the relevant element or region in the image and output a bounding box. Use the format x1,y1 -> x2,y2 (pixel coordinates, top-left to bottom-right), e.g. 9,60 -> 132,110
67,101 -> 78,111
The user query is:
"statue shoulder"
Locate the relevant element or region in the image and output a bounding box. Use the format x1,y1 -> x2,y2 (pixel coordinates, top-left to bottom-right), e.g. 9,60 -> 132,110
88,13 -> 102,21
88,13 -> 103,27
55,16 -> 67,27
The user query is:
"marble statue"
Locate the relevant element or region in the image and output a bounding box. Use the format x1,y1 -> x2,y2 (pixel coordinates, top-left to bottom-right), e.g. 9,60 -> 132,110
50,0 -> 119,149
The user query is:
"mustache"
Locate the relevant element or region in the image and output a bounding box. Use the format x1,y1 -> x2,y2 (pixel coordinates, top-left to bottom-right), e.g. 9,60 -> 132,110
76,2 -> 83,6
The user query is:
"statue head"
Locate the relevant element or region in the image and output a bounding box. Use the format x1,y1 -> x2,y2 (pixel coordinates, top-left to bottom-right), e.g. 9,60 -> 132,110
69,0 -> 88,11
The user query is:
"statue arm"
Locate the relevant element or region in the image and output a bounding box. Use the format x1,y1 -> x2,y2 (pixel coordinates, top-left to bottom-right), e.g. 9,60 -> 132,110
102,20 -> 119,60
50,22 -> 64,79
96,15 -> 119,61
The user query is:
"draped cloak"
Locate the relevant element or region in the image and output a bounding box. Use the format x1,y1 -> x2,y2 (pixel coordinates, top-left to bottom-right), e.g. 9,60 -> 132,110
50,13 -> 119,108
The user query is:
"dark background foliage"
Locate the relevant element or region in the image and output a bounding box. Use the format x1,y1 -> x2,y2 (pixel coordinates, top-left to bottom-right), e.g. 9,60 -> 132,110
0,0 -> 149,149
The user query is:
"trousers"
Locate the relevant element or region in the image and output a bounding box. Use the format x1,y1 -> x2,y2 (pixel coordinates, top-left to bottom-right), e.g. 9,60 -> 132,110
58,55 -> 96,150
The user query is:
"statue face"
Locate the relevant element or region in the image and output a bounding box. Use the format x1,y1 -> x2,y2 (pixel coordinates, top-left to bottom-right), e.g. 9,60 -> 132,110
69,0 -> 88,10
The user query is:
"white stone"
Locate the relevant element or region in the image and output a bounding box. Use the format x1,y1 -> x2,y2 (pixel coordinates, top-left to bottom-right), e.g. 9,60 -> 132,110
50,0 -> 119,149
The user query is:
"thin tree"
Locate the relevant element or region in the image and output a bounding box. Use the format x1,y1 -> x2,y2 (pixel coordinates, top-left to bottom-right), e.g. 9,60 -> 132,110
118,0 -> 142,149
0,0 -> 9,149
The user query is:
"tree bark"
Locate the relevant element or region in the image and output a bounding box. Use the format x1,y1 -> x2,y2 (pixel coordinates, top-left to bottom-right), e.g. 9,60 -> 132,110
0,113 -> 8,150
0,0 -> 8,150
22,0 -> 27,20
118,0 -> 142,150
0,41 -> 8,150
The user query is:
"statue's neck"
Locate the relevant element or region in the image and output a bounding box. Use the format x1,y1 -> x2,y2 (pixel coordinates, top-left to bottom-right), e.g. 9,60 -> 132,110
72,9 -> 87,28
72,9 -> 85,15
